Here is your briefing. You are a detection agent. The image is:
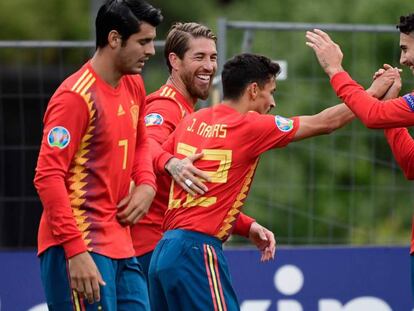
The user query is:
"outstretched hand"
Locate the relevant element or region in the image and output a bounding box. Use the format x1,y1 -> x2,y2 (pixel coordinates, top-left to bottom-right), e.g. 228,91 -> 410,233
306,29 -> 344,78
248,222 -> 276,262
165,153 -> 211,196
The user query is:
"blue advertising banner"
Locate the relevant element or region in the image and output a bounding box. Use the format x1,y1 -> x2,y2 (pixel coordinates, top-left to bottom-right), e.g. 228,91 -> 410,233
227,247 -> 412,311
0,247 -> 411,311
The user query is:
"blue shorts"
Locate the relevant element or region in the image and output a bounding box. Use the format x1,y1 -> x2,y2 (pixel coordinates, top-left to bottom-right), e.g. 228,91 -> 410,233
40,246 -> 149,311
136,251 -> 153,283
148,229 -> 239,311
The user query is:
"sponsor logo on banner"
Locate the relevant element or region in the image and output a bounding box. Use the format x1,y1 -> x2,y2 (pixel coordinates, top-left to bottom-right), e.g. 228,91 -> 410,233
145,113 -> 164,126
241,265 -> 393,311
403,94 -> 414,112
275,115 -> 293,132
47,126 -> 70,149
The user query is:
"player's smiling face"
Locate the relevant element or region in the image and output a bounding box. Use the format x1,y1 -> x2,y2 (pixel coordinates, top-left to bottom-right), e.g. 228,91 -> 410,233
254,77 -> 276,114
178,37 -> 217,100
400,32 -> 414,75
117,22 -> 157,75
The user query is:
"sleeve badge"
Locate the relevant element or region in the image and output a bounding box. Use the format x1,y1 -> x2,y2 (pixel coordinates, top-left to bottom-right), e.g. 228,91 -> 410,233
47,126 -> 70,149
275,115 -> 294,132
144,113 -> 164,126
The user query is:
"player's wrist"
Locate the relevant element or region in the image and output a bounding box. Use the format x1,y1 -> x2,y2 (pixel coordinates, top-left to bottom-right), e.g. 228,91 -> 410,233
164,157 -> 178,176
133,183 -> 156,198
62,237 -> 88,259
326,66 -> 344,79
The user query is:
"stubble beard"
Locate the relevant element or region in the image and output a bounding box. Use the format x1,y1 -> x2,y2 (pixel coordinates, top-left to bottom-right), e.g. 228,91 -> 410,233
182,72 -> 211,101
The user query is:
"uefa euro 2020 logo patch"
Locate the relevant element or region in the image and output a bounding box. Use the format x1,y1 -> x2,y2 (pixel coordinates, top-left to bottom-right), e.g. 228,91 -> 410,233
145,113 -> 164,126
47,126 -> 70,149
275,115 -> 293,132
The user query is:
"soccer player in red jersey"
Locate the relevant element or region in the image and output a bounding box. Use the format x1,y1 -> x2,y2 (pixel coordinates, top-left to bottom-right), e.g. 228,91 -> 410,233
131,22 -> 276,280
33,0 -> 162,309
306,13 -> 414,300
147,53 -> 393,310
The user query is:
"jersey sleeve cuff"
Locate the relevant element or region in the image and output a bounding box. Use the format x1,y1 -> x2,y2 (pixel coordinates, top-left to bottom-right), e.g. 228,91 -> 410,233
62,237 -> 88,259
133,180 -> 157,193
330,71 -> 351,93
156,151 -> 175,175
233,214 -> 256,237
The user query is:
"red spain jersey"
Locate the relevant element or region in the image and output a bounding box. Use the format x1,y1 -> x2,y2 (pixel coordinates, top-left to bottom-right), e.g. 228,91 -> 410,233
161,104 -> 299,240
331,71 -> 414,253
132,85 -> 256,256
34,62 -> 156,259
384,127 -> 414,254
132,84 -> 194,256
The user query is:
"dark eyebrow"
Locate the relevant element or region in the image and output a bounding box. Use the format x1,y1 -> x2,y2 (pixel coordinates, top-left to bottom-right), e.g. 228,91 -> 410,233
139,38 -> 153,44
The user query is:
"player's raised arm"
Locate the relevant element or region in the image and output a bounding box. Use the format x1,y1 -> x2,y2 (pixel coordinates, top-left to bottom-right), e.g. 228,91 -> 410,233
292,68 -> 398,141
292,103 -> 354,141
306,29 -> 414,129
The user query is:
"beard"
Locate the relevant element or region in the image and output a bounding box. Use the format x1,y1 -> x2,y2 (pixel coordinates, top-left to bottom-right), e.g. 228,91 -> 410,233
181,71 -> 212,100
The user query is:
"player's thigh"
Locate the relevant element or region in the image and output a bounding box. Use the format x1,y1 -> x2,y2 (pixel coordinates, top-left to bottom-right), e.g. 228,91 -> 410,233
136,250 -> 153,282
40,246 -> 76,311
116,256 -> 150,311
154,238 -> 237,311
182,243 -> 239,311
88,252 -> 119,310
211,246 -> 240,311
39,247 -> 115,311
148,240 -> 169,311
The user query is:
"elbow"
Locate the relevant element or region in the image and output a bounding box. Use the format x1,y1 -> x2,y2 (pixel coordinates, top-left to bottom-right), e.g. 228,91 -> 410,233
324,124 -> 338,134
402,163 -> 414,180
323,120 -> 345,135
359,109 -> 386,129
320,113 -> 354,134
355,116 -> 381,129
33,171 -> 41,192
363,119 -> 382,129
309,124 -> 338,137
404,171 -> 414,180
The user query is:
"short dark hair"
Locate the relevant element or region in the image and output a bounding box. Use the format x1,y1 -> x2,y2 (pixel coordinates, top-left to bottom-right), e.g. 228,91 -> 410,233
164,22 -> 217,73
222,53 -> 281,100
95,0 -> 163,48
397,13 -> 414,35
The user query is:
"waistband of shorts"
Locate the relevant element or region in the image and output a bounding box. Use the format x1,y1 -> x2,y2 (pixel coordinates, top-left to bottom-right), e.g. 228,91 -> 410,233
163,229 -> 223,248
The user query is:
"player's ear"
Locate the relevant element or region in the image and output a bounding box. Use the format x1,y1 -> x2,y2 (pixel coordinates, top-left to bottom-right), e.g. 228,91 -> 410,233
108,30 -> 121,49
169,53 -> 180,71
248,82 -> 259,100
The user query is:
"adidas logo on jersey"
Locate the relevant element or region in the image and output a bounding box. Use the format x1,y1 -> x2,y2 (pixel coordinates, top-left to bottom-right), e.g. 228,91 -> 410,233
118,104 -> 125,116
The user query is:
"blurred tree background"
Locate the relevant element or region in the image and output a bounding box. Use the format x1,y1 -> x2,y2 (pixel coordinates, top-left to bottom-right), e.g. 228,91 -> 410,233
1,0 -> 414,248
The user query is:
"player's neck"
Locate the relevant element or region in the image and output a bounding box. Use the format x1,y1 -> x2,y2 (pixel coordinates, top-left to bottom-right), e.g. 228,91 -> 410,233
166,76 -> 197,106
222,98 -> 250,114
90,50 -> 122,88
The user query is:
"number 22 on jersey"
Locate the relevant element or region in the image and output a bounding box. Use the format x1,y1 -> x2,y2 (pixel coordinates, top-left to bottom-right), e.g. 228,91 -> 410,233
168,142 -> 232,209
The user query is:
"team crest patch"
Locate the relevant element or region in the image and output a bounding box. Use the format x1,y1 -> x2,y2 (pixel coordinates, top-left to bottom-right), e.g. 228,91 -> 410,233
275,115 -> 293,132
47,126 -> 70,149
403,94 -> 414,112
145,113 -> 164,126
